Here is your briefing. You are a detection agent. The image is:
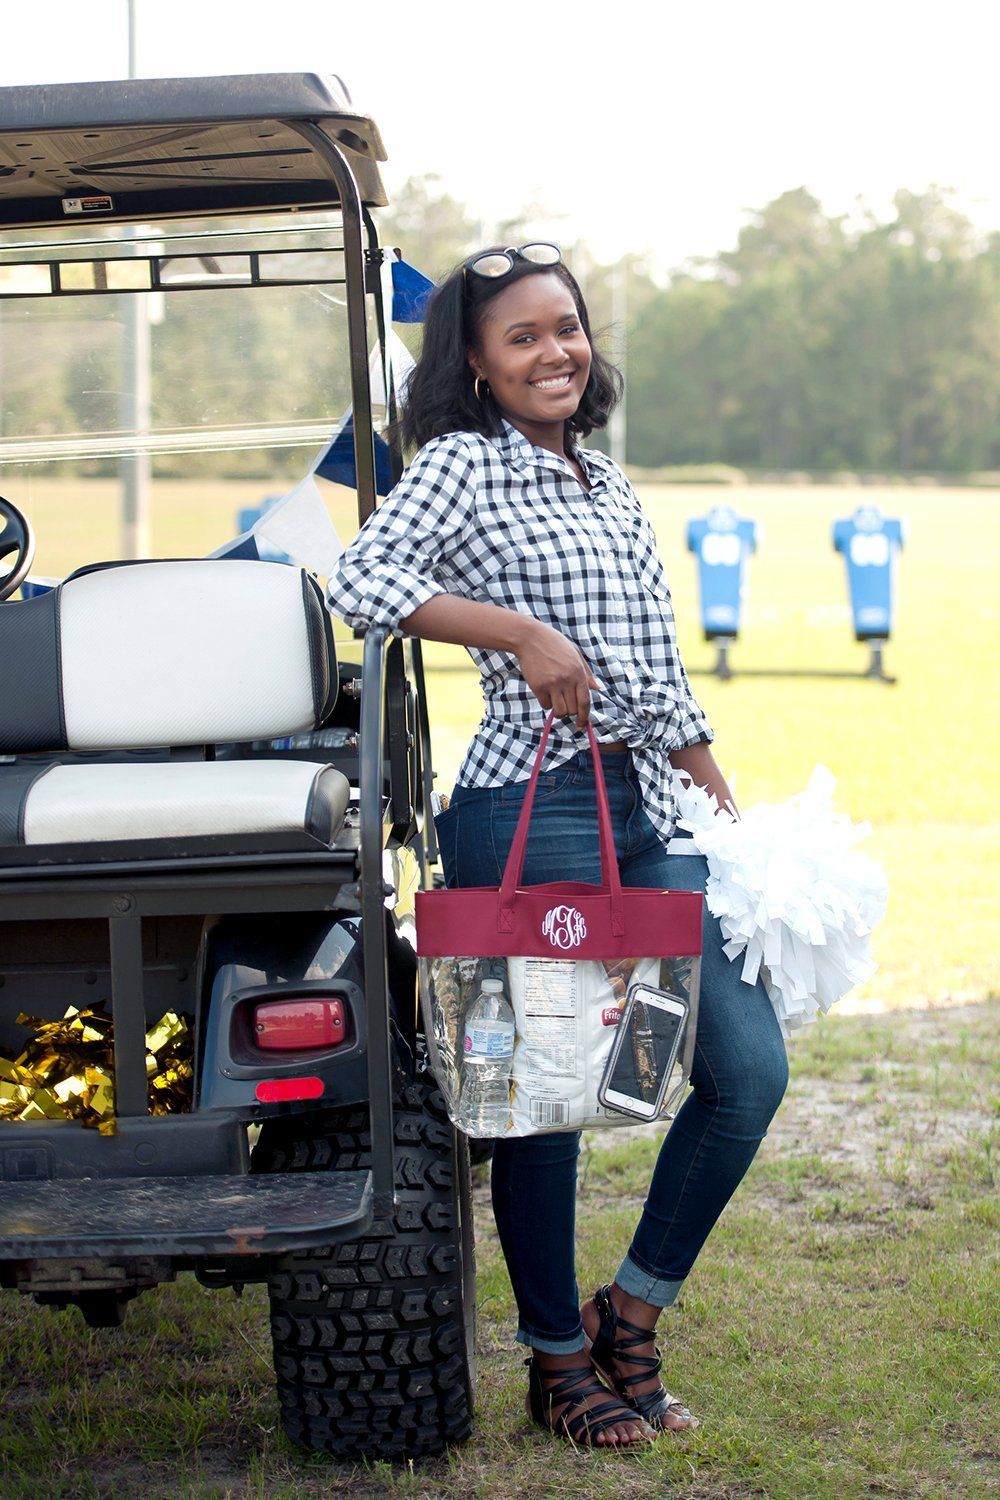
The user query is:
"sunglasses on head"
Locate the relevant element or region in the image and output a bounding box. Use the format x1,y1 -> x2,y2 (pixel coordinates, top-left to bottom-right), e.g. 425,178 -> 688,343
464,242 -> 563,280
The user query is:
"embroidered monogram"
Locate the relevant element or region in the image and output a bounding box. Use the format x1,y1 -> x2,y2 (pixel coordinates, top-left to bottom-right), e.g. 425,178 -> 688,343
542,904 -> 587,950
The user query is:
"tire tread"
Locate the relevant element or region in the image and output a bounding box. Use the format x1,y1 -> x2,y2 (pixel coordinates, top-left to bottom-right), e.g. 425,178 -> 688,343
258,1075 -> 475,1460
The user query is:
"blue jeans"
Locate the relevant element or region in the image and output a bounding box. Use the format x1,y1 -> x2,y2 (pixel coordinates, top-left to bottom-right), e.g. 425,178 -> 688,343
433,747 -> 789,1354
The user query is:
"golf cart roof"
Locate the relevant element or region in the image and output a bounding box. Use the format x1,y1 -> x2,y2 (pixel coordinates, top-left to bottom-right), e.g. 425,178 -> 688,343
0,72 -> 388,230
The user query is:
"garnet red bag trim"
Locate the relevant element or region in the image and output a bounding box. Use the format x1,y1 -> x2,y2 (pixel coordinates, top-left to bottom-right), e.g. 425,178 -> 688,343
415,711 -> 703,960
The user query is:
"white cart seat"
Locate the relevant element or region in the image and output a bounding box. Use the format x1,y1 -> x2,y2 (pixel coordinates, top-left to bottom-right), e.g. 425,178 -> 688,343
0,559 -> 336,755
15,760 -> 349,848
0,558 -> 349,864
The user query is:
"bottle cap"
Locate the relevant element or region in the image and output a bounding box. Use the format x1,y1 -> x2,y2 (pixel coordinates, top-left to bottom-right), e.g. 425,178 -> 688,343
481,979 -> 504,992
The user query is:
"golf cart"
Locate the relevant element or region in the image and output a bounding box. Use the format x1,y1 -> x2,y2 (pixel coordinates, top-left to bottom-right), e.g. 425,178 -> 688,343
0,74 -> 475,1461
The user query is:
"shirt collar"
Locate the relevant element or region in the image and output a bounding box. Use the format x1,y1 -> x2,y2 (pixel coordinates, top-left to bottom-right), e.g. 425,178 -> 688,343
494,419 -> 606,487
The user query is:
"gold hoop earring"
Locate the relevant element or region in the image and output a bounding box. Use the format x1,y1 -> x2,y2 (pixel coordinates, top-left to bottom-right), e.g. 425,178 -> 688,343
474,376 -> 488,402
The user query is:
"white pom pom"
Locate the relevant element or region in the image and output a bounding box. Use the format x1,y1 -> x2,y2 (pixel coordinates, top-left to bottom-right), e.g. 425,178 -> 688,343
672,767 -> 887,1037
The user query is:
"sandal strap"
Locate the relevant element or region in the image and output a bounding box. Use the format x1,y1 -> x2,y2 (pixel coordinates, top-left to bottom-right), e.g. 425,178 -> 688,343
616,1360 -> 664,1392
595,1283 -> 657,1344
532,1359 -> 601,1407
593,1283 -> 664,1385
526,1357 -> 650,1444
589,1285 -> 698,1429
631,1384 -> 692,1424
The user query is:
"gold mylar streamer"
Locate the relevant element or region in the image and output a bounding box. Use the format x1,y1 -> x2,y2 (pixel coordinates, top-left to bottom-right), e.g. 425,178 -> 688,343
0,1003 -> 192,1135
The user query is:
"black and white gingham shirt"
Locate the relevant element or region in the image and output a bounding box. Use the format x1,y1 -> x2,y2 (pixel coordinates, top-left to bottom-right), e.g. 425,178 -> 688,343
326,419 -> 713,847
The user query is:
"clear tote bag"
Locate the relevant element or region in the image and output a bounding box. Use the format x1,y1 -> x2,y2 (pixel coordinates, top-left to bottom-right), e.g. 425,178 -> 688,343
416,712 -> 703,1137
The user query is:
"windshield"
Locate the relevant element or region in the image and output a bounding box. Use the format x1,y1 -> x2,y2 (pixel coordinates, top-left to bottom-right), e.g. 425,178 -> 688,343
0,213 -> 370,584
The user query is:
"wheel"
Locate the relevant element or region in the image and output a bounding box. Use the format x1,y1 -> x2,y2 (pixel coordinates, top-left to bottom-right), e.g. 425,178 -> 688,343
252,1071 -> 476,1460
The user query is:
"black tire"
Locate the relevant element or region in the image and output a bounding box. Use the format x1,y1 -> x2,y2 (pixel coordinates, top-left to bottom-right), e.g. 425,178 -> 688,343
253,1073 -> 476,1460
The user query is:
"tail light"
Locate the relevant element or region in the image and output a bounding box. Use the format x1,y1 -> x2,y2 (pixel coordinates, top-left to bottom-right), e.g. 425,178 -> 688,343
255,1077 -> 324,1103
253,997 -> 347,1051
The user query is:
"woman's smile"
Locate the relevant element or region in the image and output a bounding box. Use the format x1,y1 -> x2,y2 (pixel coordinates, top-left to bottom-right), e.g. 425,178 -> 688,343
530,372 -> 574,390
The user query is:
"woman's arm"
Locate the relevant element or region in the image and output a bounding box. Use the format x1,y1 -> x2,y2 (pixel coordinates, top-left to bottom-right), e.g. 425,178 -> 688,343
668,740 -> 738,817
326,437 -> 479,638
401,593 -> 529,654
402,594 -> 600,733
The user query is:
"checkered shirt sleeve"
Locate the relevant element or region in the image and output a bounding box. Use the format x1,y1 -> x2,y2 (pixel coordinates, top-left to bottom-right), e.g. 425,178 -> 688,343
326,435 -> 480,638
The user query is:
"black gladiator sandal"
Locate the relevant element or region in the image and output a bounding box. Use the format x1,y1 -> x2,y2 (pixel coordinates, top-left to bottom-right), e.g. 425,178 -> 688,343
525,1355 -> 655,1448
586,1283 -> 700,1431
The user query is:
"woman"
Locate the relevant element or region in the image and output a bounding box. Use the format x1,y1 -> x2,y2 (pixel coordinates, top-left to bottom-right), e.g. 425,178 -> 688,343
327,243 -> 789,1449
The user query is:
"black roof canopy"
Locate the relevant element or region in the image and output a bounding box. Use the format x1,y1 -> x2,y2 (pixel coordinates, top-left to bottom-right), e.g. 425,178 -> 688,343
0,72 -> 388,231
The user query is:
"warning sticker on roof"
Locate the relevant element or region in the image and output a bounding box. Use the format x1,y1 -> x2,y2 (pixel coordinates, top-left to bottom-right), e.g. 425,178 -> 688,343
61,196 -> 114,215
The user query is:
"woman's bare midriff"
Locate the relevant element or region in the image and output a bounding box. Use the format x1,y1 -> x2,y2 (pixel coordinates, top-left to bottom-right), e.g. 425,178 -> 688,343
597,740 -> 628,753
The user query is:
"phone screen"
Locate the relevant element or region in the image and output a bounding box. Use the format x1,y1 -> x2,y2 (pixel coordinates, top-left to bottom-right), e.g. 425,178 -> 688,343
605,991 -> 686,1109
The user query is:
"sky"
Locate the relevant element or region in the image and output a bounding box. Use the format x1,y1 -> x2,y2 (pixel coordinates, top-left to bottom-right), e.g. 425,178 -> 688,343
0,0 -> 996,270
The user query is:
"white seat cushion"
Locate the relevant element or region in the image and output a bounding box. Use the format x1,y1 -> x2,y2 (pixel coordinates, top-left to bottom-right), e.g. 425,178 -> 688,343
21,760 -> 350,847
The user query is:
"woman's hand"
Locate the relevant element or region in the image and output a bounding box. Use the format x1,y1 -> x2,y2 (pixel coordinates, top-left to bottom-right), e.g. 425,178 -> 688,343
669,741 -> 738,818
514,618 -> 601,732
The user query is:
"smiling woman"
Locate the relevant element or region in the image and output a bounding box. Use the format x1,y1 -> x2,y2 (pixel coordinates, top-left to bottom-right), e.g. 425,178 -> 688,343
325,244 -> 789,1452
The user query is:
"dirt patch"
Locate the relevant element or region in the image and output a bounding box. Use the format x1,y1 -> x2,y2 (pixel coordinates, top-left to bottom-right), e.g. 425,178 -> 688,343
771,1072 -> 990,1171
774,1003 -> 995,1168
469,1003 -> 997,1224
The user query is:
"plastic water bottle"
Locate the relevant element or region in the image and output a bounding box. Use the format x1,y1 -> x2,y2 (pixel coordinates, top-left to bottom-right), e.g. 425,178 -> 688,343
459,978 -> 515,1133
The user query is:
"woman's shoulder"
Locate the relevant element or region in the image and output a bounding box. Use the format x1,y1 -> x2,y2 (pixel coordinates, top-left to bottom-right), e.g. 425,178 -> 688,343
398,430 -> 501,496
387,429 -> 494,514
409,428 -> 497,468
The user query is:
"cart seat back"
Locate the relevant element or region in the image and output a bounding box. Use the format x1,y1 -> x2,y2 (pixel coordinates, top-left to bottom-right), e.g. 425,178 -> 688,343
0,559 -> 350,863
0,559 -> 336,754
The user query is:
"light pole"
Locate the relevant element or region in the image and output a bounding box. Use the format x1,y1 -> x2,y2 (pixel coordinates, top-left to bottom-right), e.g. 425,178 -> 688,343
608,257 -> 627,469
119,0 -> 151,558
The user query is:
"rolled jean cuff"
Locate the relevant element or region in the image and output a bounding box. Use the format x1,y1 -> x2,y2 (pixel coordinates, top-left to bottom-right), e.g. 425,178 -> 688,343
615,1253 -> 686,1308
515,1324 -> 587,1355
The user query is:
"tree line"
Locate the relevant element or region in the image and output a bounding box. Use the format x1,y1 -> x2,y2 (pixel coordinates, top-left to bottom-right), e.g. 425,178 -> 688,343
1,183 -> 996,479
382,180 -> 1000,477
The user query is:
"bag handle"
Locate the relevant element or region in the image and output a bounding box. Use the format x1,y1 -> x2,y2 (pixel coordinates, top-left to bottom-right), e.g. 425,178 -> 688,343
498,709 -> 625,936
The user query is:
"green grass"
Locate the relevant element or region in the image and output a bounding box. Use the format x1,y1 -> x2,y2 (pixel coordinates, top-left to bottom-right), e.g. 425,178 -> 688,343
5,475 -> 999,1496
0,1003 -> 996,1499
21,472 -> 992,1007
416,480 -> 1000,1011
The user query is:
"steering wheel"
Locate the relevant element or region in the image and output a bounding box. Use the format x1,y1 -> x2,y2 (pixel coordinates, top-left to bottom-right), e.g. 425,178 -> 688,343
0,496 -> 36,602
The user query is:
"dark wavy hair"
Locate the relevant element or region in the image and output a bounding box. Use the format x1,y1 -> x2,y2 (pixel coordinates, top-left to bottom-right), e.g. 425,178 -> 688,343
397,250 -> 623,453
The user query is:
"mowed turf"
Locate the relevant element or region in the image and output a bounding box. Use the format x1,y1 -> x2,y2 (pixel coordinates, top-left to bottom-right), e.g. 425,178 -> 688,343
0,1001 -> 995,1499
18,472 -> 993,1010
6,477 -> 999,1494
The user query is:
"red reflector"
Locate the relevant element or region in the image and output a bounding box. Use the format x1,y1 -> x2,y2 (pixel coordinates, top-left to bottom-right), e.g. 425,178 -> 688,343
253,997 -> 347,1051
255,1077 -> 324,1103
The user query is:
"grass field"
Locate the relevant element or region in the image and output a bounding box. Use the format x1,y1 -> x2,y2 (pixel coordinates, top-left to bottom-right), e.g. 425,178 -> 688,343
4,474 -> 997,1498
0,1002 -> 996,1499
418,480 -> 1000,1014
16,473 -> 1000,1008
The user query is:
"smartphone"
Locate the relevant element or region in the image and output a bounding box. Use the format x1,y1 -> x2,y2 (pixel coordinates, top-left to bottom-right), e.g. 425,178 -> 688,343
598,982 -> 689,1121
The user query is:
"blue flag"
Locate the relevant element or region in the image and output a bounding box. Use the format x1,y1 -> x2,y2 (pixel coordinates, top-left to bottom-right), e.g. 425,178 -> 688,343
391,258 -> 435,323
314,409 -> 393,496
210,530 -> 265,562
